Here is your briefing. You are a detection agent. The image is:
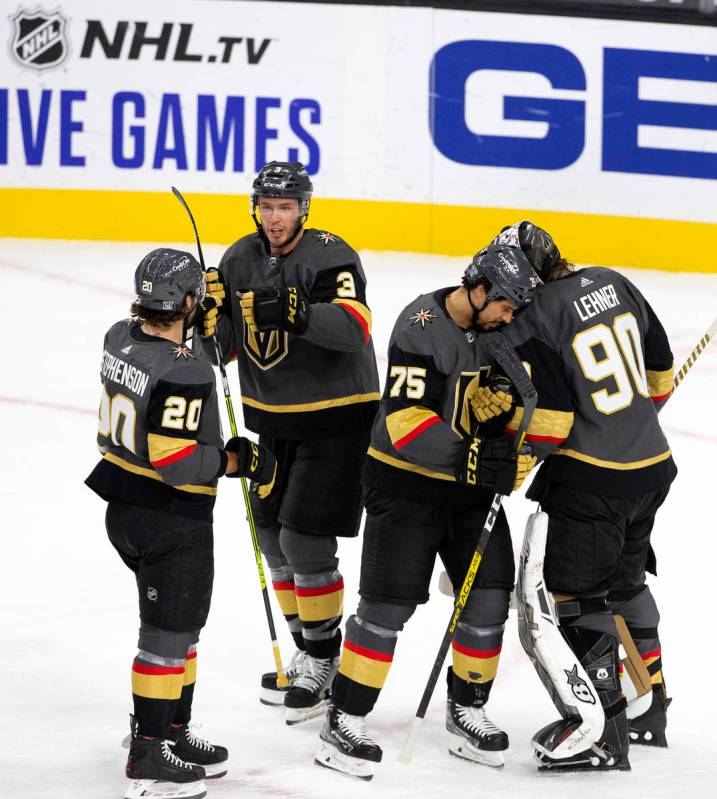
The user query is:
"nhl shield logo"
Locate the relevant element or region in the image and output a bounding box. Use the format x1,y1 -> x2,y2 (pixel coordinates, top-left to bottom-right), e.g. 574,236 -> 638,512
10,6 -> 70,72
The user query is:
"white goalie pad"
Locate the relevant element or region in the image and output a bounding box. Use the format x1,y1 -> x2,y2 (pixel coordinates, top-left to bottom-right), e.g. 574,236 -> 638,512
517,512 -> 605,759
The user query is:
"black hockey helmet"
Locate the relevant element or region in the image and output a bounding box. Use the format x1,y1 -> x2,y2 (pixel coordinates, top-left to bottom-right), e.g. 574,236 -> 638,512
491,220 -> 560,282
463,245 -> 541,309
250,161 -> 313,217
134,248 -> 205,312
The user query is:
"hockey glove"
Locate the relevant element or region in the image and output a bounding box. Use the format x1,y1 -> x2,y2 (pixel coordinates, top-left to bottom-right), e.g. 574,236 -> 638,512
193,296 -> 221,338
459,434 -> 533,495
240,286 -> 310,335
205,270 -> 226,311
224,437 -> 278,499
514,446 -> 537,491
468,374 -> 515,431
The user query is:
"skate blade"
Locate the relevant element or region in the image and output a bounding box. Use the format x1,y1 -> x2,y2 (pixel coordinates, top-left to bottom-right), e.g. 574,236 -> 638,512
260,686 -> 288,707
447,734 -> 505,769
314,741 -> 374,780
285,699 -> 328,726
534,748 -> 631,774
124,778 -> 207,799
199,761 -> 228,779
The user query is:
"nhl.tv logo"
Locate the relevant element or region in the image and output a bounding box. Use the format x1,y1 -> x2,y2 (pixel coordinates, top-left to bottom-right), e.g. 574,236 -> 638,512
9,6 -> 70,72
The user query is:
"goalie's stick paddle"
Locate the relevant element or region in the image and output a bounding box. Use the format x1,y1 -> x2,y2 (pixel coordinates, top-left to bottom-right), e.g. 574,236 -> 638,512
171,187 -> 288,688
399,333 -> 537,763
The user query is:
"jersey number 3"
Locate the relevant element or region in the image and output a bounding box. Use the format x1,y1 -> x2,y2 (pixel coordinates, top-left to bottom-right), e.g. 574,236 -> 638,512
573,312 -> 648,414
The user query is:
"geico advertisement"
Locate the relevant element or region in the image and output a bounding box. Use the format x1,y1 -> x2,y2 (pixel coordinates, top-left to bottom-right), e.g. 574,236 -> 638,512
1,1 -> 715,224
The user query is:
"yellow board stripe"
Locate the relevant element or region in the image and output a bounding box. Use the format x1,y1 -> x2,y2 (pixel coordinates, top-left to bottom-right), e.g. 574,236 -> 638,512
338,646 -> 392,690
3,188 -> 716,272
367,447 -> 455,482
147,433 -> 197,463
552,447 -> 672,470
647,365 -> 674,398
103,452 -> 217,495
241,392 -> 380,414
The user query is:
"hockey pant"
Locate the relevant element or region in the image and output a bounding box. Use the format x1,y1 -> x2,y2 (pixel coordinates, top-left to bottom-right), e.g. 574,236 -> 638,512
332,589 -> 509,717
257,524 -> 344,659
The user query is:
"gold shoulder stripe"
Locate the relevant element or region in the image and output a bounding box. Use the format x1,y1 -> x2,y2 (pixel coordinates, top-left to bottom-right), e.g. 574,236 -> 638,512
241,392 -> 380,414
647,364 -> 674,398
331,298 -> 372,334
103,452 -> 217,495
148,433 -> 197,464
508,407 -> 574,443
386,407 -> 439,449
367,447 -> 455,482
552,448 -> 672,471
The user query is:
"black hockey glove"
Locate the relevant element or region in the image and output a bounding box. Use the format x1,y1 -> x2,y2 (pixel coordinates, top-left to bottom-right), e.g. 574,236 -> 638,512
224,437 -> 277,499
240,286 -> 310,335
458,434 -> 534,495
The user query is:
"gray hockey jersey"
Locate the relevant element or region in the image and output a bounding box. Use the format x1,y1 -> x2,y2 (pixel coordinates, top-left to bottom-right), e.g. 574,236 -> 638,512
364,288 -> 504,505
204,228 -> 380,440
86,321 -> 226,520
503,267 -> 676,496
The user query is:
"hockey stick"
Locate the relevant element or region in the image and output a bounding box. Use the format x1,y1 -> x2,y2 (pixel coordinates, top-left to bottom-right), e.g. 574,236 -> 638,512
171,187 -> 288,688
660,315 -> 717,410
399,333 -> 537,763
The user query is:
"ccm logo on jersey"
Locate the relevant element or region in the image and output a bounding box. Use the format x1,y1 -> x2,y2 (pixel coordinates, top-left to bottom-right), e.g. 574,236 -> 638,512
573,283 -> 620,322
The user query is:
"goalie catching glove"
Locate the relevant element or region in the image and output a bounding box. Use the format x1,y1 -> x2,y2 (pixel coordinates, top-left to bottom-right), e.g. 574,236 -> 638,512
194,271 -> 226,337
240,286 -> 311,335
458,434 -> 536,494
224,437 -> 277,499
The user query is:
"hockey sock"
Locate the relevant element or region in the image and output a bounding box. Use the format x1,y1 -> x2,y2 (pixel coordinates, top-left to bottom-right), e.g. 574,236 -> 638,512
332,613 -> 398,717
270,566 -> 305,651
172,645 -> 197,727
131,653 -> 185,738
450,622 -> 504,706
294,569 -> 344,659
614,588 -> 664,687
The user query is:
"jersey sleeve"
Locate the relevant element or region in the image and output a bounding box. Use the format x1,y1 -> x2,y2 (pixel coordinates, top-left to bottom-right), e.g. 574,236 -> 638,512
506,333 -> 575,462
643,301 -> 674,409
146,374 -> 226,486
383,333 -> 464,474
302,262 -> 373,352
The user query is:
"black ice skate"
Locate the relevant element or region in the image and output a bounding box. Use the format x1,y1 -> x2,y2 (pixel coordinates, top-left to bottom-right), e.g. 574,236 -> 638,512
260,649 -> 308,706
284,655 -> 339,725
629,685 -> 671,747
125,717 -> 206,799
533,715 -> 631,773
446,700 -> 509,768
168,724 -> 229,778
315,703 -> 382,780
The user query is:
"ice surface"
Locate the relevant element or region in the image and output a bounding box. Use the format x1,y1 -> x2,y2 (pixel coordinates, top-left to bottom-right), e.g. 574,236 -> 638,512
1,239 -> 716,798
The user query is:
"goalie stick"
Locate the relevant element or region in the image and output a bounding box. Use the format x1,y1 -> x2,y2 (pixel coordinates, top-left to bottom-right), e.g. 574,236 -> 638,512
399,332 -> 537,764
171,187 -> 288,689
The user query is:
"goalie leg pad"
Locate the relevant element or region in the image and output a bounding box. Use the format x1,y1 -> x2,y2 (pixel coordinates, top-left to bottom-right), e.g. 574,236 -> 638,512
517,512 -> 606,758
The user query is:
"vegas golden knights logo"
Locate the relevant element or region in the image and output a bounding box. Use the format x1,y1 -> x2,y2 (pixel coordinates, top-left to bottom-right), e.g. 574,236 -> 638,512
243,321 -> 288,370
451,369 -> 490,438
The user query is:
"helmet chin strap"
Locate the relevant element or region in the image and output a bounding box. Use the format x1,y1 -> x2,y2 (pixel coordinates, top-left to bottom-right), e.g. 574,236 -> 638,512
466,286 -> 488,329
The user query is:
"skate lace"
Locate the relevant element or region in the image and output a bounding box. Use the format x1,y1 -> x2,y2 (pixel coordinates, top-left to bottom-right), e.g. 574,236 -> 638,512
161,739 -> 193,769
286,649 -> 308,682
337,711 -> 375,746
293,656 -> 331,692
184,725 -> 214,752
455,704 -> 502,738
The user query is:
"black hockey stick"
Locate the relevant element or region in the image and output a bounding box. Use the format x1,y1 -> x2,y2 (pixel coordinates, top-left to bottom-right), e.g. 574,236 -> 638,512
171,186 -> 288,688
399,332 -> 537,763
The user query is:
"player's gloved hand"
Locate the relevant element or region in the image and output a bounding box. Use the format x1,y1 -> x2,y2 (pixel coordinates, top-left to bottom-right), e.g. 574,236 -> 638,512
459,434 -> 526,495
469,374 -> 515,429
514,446 -> 538,491
205,270 -> 226,312
224,437 -> 277,498
240,286 -> 310,335
193,296 -> 220,337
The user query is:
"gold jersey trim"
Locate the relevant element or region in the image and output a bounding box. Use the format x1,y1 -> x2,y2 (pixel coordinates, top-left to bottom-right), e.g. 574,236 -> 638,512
103,452 -> 217,496
367,447 -> 455,482
552,447 -> 672,471
241,392 -> 381,414
647,364 -> 674,398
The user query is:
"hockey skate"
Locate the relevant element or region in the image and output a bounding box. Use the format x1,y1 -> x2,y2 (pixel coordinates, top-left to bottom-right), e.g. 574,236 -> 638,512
315,703 -> 382,780
125,718 -> 206,799
284,655 -> 339,725
629,684 -> 671,747
446,700 -> 509,768
168,724 -> 229,778
260,649 -> 308,706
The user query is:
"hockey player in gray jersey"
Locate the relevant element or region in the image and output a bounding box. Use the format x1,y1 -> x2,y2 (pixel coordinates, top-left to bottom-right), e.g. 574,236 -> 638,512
493,222 -> 676,772
195,162 -> 380,724
86,249 -> 276,799
314,246 -> 538,780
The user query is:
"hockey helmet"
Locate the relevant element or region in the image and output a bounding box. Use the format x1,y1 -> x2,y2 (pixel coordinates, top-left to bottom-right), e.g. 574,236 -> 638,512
251,161 -> 313,217
463,245 -> 541,309
134,248 -> 205,312
491,221 -> 560,282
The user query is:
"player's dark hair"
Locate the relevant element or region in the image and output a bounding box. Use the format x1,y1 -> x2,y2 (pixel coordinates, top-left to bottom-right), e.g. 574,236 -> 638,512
130,301 -> 187,328
461,275 -> 491,294
543,258 -> 575,283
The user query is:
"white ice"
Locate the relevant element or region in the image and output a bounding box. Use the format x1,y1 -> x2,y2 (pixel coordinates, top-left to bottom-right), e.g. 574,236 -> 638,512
1,239 -> 716,798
